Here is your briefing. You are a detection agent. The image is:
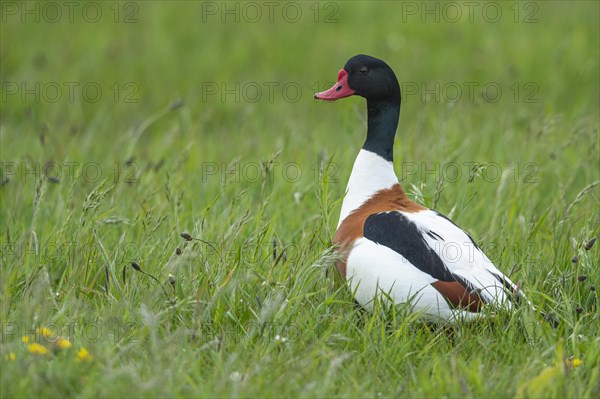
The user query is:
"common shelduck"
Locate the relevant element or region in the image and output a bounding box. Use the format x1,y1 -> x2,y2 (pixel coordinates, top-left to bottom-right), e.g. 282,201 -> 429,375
315,55 -> 523,322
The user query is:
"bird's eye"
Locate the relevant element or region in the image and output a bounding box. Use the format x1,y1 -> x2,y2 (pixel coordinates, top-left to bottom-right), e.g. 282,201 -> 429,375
359,66 -> 368,75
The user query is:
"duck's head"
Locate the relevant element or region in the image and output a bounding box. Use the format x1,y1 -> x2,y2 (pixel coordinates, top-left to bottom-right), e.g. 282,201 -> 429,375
314,54 -> 400,102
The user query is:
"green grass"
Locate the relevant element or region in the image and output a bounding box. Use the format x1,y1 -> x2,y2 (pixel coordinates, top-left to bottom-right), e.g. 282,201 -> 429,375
1,1 -> 599,398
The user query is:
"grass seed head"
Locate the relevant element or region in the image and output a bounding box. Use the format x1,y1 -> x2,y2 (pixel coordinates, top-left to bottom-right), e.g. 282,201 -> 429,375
571,255 -> 579,263
584,237 -> 596,250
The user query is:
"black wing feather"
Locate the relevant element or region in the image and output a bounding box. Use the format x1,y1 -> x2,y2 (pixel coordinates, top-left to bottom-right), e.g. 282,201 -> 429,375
363,212 -> 455,282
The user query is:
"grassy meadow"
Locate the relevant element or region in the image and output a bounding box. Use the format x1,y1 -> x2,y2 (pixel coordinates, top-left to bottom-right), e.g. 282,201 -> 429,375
1,1 -> 599,397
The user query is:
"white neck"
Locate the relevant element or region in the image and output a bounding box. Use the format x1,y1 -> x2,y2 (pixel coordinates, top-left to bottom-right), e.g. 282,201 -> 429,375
337,149 -> 398,227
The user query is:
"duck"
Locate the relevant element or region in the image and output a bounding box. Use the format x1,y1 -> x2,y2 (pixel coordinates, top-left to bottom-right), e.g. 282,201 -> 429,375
314,54 -> 523,322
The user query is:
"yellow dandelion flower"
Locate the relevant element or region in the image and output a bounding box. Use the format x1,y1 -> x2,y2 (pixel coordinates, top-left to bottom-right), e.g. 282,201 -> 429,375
36,327 -> 54,339
27,343 -> 49,356
567,358 -> 583,368
56,338 -> 72,350
5,352 -> 16,361
21,335 -> 31,343
76,347 -> 93,362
